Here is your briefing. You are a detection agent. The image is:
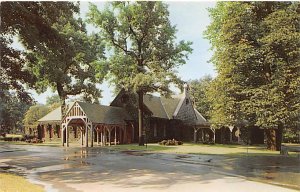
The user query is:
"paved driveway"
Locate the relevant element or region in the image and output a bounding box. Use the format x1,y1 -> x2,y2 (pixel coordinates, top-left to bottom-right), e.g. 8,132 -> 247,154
0,144 -> 299,192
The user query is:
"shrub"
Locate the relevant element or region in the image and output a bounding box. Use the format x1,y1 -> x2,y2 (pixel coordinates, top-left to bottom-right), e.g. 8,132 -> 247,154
159,139 -> 183,146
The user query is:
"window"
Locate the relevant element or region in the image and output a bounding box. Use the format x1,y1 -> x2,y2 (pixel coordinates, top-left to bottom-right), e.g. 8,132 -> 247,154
186,98 -> 189,105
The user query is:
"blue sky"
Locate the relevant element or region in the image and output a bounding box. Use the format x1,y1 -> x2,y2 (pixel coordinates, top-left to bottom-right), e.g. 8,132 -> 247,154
28,1 -> 217,105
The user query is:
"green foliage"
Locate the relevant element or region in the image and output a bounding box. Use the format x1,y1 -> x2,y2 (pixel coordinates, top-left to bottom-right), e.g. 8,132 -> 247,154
205,2 -> 300,131
189,75 -> 213,120
87,1 -> 192,95
0,2 -> 79,102
46,94 -> 60,105
0,91 -> 32,134
26,13 -> 106,105
22,105 -> 49,127
88,1 -> 192,145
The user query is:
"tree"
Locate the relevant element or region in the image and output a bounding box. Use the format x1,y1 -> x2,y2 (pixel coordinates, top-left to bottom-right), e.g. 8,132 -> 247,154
205,2 -> 300,150
25,6 -> 106,117
88,2 -> 192,145
46,94 -> 60,106
1,2 -> 79,102
189,75 -> 213,120
0,91 -> 32,134
22,104 -> 49,128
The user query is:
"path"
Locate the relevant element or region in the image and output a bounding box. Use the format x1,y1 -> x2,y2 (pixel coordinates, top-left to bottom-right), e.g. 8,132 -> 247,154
0,144 -> 299,192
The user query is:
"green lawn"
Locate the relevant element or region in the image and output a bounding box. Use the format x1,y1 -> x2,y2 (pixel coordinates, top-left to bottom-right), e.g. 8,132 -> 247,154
0,141 -> 61,147
0,173 -> 44,192
105,143 -> 296,157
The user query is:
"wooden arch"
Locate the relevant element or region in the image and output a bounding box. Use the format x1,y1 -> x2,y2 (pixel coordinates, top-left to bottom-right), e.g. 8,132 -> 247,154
61,102 -> 94,147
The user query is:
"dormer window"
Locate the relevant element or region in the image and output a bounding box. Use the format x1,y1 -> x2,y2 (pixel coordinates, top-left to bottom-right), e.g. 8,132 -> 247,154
186,98 -> 189,105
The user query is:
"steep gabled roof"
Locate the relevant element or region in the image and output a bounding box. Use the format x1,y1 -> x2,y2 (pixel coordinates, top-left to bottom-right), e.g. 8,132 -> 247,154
38,107 -> 61,122
76,102 -> 132,124
143,95 -> 169,119
38,102 -> 75,123
39,101 -> 132,125
160,96 -> 181,119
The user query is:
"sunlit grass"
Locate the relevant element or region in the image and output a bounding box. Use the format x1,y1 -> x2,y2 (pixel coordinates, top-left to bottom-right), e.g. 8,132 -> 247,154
0,173 -> 44,192
104,143 -> 288,157
0,141 -> 61,147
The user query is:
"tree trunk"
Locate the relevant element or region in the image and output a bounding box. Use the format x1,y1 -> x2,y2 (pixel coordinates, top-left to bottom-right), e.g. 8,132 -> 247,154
265,128 -> 276,151
138,91 -> 144,146
57,82 -> 66,120
276,124 -> 283,151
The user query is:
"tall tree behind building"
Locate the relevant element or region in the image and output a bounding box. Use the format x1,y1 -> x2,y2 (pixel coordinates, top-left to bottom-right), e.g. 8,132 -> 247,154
189,75 -> 213,120
87,1 -> 192,145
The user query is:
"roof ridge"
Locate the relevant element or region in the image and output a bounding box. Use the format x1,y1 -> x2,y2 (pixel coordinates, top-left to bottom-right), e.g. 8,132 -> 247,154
159,97 -> 170,119
77,101 -> 124,110
173,95 -> 185,117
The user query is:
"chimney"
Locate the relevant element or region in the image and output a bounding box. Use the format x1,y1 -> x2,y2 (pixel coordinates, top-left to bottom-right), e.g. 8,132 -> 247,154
183,83 -> 189,96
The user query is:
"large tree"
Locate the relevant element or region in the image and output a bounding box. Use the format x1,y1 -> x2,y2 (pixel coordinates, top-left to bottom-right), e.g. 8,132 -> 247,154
205,2 -> 300,150
0,91 -> 32,134
189,75 -> 213,120
25,6 -> 106,116
22,104 -> 50,129
0,2 -> 78,102
88,2 -> 192,145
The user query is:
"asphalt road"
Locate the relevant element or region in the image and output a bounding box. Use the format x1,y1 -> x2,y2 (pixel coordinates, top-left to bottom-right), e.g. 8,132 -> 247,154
0,144 -> 299,192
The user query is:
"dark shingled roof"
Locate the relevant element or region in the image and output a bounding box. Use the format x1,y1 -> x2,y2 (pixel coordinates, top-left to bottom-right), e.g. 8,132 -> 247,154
143,95 -> 169,119
193,109 -> 210,126
161,96 -> 181,119
77,102 -> 132,125
39,102 -> 132,125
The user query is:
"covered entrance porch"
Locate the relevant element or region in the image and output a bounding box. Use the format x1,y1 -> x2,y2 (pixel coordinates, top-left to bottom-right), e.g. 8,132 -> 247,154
61,101 -> 133,147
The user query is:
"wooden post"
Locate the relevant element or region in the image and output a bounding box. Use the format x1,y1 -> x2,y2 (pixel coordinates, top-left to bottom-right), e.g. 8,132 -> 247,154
97,129 -> 99,145
201,128 -> 204,142
194,127 -> 198,143
66,126 -> 69,147
91,124 -> 94,147
81,127 -> 84,146
62,125 -> 64,146
85,124 -> 88,147
108,128 -> 111,146
114,127 -> 117,146
100,131 -> 103,146
103,128 -> 106,146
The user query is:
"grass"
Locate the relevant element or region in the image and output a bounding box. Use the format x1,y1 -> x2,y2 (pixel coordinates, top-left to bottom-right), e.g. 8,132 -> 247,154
3,134 -> 23,139
0,141 -> 61,147
103,143 -> 291,157
0,173 -> 44,192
